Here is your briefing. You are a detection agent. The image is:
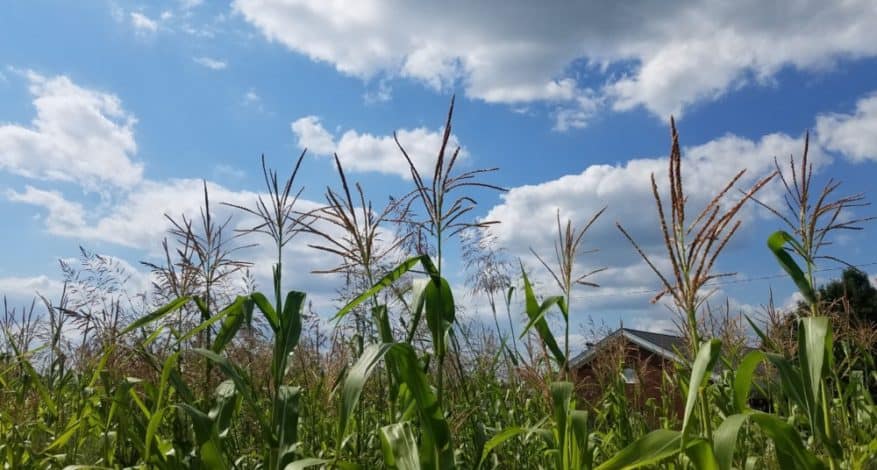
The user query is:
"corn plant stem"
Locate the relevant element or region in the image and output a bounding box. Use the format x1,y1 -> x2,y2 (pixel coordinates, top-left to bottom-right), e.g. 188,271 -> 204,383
436,228 -> 445,408
563,292 -> 570,382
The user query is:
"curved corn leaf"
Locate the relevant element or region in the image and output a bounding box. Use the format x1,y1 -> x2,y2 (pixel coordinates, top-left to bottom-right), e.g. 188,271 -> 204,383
380,422 -> 421,470
478,427 -> 528,468
683,339 -> 721,436
733,350 -> 765,413
334,256 -> 425,321
595,429 -> 685,470
684,439 -> 718,470
284,458 -> 330,469
749,413 -> 826,469
251,292 -> 280,332
121,296 -> 190,335
714,413 -> 750,470
520,267 -> 565,366
339,343 -> 394,446
767,231 -> 815,304
212,296 -> 253,352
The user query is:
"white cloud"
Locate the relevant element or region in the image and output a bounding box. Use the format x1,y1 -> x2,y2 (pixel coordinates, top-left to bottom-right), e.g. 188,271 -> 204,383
180,0 -> 204,9
6,176 -> 346,313
130,12 -> 159,33
233,0 -> 877,124
6,186 -> 87,230
291,115 -> 465,178
0,275 -> 65,303
816,93 -> 877,162
291,116 -> 336,155
481,125 -> 831,329
193,56 -> 228,70
0,71 -> 142,191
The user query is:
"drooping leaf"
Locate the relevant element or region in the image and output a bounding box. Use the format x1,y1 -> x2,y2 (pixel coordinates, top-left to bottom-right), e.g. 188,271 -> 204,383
767,231 -> 815,304
339,343 -> 394,446
251,291 -> 280,332
334,256 -> 425,321
121,296 -> 191,335
520,267 -> 565,366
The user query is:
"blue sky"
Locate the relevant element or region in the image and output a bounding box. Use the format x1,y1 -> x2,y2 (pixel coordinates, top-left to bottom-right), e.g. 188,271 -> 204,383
2,0 -> 877,341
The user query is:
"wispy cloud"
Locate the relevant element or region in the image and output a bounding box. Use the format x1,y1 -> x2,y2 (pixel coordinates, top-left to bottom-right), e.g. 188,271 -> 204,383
193,56 -> 228,70
130,12 -> 158,33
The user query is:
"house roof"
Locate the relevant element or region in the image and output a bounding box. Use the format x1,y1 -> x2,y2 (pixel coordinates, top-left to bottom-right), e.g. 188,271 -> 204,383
569,327 -> 687,369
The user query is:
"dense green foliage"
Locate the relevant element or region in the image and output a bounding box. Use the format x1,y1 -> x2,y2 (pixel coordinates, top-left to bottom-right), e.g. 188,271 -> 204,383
2,106 -> 876,468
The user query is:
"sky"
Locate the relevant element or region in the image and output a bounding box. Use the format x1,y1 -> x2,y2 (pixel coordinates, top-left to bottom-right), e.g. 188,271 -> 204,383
2,0 -> 877,346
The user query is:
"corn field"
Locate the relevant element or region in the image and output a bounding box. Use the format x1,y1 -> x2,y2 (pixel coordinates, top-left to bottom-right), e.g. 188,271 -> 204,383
1,102 -> 876,469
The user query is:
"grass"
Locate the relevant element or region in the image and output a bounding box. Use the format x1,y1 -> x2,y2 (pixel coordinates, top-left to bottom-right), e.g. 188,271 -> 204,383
1,101 -> 876,469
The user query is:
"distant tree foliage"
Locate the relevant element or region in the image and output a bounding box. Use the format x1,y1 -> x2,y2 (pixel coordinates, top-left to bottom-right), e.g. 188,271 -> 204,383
816,268 -> 877,325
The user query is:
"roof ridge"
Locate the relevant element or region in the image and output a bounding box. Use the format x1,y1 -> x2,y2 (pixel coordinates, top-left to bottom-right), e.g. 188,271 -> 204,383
623,327 -> 682,339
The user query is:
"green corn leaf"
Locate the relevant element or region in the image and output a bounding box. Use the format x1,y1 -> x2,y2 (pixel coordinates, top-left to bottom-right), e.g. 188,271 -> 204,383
191,348 -> 265,430
145,351 -> 180,463
380,422 -> 421,470
44,419 -> 82,451
284,458 -> 330,470
173,296 -> 244,346
767,231 -> 815,304
334,256 -> 425,321
275,385 -> 301,468
3,332 -> 57,417
595,429 -> 686,470
478,427 -> 528,468
386,343 -> 453,468
422,276 -> 455,358
749,413 -> 827,469
684,439 -> 718,470
251,292 -> 280,332
519,295 -> 565,339
176,403 -> 229,470
121,296 -> 191,335
520,267 -> 565,366
569,409 -> 591,469
683,339 -> 722,437
550,381 -> 574,467
799,317 -> 829,412
733,350 -> 765,413
714,413 -> 750,470
212,296 -> 253,353
273,291 -> 305,383
339,343 -> 394,446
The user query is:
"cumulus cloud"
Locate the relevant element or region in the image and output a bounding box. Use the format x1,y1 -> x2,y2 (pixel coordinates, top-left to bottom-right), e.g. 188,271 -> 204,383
6,186 -> 87,230
0,275 -> 65,304
0,71 -> 142,191
816,93 -> 877,162
233,0 -> 877,123
7,176 -> 346,312
193,56 -> 228,70
0,72 -> 348,313
481,125 -> 833,330
290,115 -> 465,178
130,12 -> 159,33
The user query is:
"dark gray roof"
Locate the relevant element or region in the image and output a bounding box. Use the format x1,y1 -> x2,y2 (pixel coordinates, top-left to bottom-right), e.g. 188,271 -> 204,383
625,329 -> 686,354
569,327 -> 686,369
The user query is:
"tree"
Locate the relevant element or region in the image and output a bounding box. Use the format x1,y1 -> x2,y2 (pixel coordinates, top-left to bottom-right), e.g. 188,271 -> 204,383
816,267 -> 877,325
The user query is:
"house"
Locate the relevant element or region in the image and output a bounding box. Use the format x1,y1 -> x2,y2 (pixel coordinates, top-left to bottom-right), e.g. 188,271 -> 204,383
570,327 -> 687,411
